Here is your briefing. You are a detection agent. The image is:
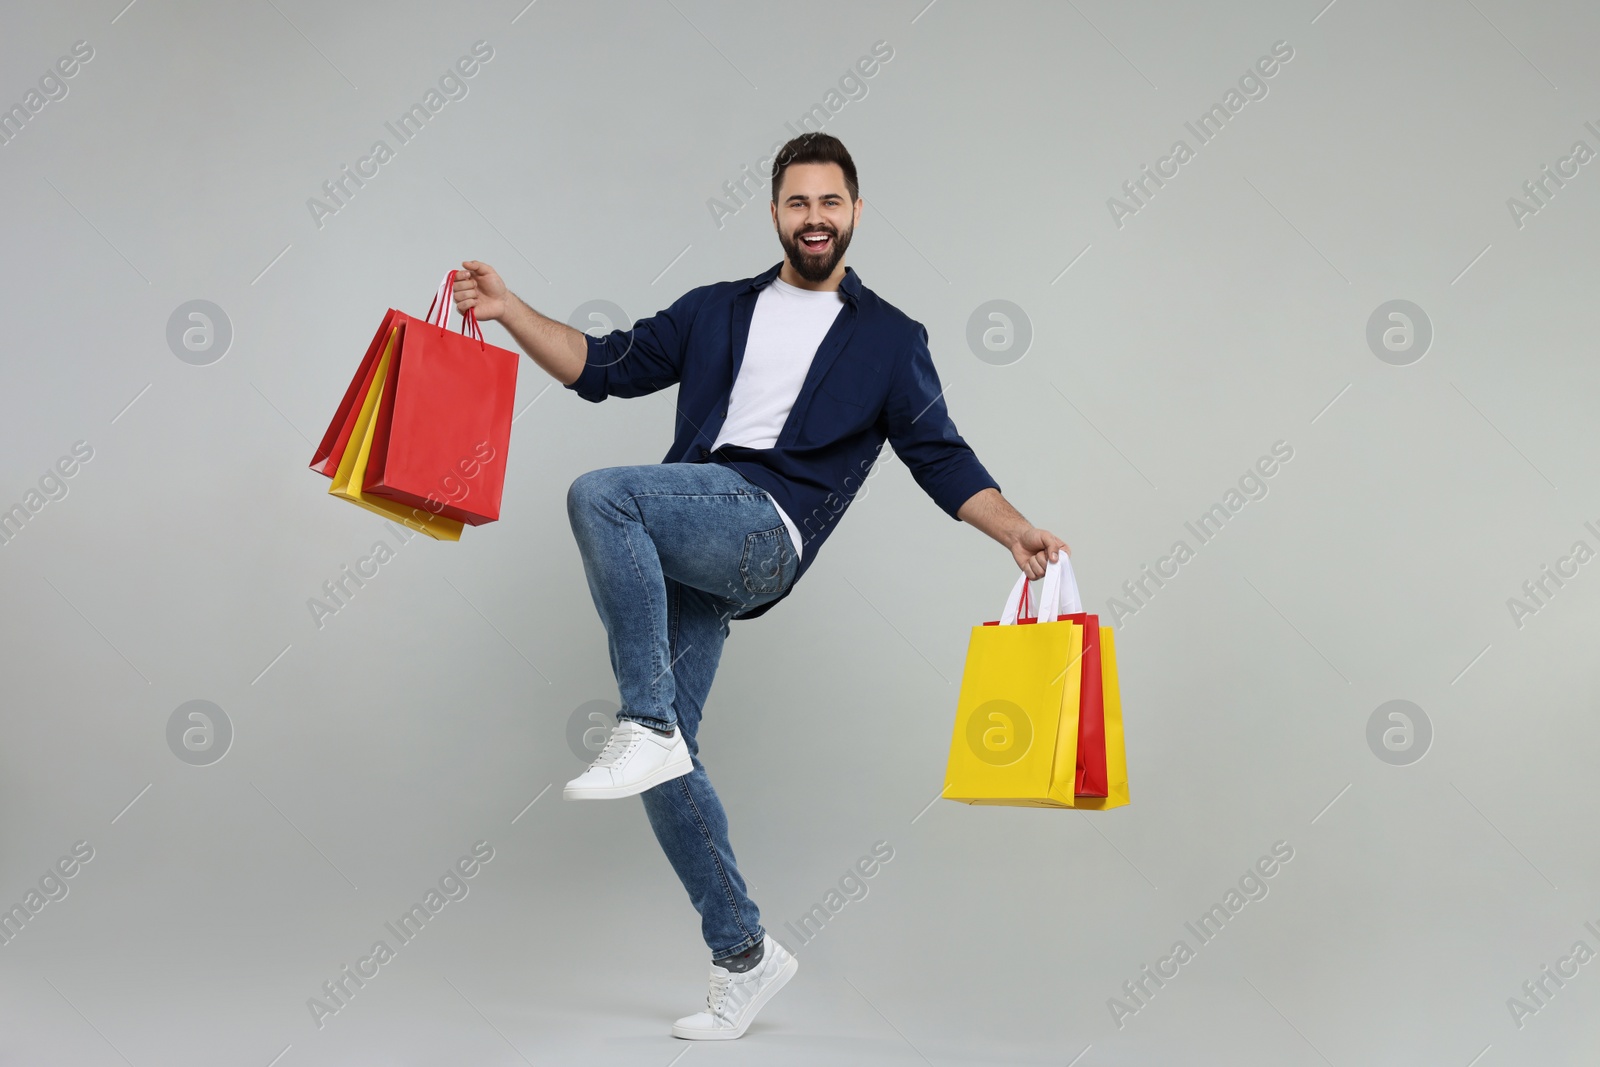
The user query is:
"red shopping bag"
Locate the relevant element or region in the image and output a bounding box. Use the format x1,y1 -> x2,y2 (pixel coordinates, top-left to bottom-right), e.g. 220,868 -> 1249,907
995,565 -> 1108,798
309,307 -> 402,477
1064,613 -> 1107,796
311,272 -> 520,525
363,272 -> 519,525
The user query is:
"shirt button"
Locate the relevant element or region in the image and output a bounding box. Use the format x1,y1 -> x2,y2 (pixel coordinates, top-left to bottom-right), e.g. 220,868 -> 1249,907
698,447 -> 709,459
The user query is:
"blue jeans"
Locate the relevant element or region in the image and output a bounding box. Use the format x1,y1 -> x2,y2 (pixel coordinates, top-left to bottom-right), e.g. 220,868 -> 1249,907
566,461 -> 799,962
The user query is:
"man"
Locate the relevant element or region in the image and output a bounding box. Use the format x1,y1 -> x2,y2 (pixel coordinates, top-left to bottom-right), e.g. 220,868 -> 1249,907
452,132 -> 1069,1040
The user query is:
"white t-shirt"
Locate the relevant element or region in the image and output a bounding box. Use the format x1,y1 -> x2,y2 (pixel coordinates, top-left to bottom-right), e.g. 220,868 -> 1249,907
710,275 -> 845,562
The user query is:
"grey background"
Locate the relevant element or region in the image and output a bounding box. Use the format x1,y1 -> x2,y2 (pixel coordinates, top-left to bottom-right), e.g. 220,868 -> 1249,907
1,0 -> 1597,1064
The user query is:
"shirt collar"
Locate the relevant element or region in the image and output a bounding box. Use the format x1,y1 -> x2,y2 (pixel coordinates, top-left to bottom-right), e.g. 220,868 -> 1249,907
746,261 -> 860,307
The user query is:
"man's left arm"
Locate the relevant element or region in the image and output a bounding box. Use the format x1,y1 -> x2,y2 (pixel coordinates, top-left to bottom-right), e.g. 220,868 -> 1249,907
956,487 -> 1069,581
883,325 -> 1070,580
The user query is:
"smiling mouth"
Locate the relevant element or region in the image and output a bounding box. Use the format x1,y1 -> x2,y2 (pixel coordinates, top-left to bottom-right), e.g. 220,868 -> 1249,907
799,231 -> 833,253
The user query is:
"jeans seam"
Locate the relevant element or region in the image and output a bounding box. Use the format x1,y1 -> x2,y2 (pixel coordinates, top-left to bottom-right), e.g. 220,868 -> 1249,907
623,490 -> 763,501
713,932 -> 764,961
668,579 -> 679,664
675,775 -> 759,951
668,579 -> 682,721
620,491 -> 669,727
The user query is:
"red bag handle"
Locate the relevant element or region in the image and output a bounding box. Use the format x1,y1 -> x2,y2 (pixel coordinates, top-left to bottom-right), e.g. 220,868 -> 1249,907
1017,575 -> 1049,623
424,269 -> 486,348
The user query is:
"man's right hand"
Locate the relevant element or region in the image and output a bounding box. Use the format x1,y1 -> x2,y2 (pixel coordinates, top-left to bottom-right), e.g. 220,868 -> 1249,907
454,260 -> 509,322
453,261 -> 586,387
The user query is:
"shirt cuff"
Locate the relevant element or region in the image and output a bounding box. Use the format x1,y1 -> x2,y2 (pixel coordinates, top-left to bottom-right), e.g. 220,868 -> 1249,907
564,333 -> 609,403
936,465 -> 1001,521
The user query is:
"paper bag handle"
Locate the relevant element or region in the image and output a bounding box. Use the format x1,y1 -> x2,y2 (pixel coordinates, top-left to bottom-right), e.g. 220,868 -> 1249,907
999,555 -> 1082,626
424,269 -> 486,346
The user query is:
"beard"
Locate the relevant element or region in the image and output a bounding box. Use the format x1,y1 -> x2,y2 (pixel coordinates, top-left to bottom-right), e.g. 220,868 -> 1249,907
779,221 -> 853,283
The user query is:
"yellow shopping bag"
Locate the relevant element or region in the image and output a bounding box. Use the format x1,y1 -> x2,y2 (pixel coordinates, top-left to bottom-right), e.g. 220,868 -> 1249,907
327,325 -> 464,541
943,556 -> 1127,809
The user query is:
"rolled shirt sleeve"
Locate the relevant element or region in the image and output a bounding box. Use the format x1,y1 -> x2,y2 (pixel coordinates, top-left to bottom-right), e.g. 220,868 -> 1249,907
882,323 -> 1001,519
564,287 -> 706,403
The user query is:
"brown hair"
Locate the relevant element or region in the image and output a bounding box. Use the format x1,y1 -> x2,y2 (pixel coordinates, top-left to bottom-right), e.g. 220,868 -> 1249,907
770,132 -> 859,204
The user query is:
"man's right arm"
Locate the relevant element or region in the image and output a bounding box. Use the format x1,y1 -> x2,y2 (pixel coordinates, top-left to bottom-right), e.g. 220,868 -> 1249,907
453,260 -> 584,386
453,259 -> 693,402
497,290 -> 586,386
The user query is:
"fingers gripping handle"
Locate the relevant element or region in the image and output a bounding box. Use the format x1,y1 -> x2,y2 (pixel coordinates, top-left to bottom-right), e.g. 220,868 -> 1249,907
423,269 -> 485,344
998,555 -> 1082,625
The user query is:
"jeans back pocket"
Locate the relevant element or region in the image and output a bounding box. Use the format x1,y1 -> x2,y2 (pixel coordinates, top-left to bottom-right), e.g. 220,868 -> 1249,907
739,524 -> 793,596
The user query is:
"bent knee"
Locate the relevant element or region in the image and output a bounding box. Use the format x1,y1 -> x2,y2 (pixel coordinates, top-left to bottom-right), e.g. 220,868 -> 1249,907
566,470 -> 601,517
567,467 -> 637,523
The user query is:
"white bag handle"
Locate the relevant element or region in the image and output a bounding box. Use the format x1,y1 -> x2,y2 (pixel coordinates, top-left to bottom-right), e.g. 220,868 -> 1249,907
998,554 -> 1082,625
426,270 -> 455,326
423,269 -> 485,341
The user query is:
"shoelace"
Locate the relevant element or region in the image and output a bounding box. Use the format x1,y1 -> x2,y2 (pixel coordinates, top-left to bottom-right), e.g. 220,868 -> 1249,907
705,969 -> 734,1021
591,722 -> 643,769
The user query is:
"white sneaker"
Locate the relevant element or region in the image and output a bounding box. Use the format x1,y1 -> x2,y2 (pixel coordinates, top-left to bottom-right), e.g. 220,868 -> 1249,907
671,936 -> 797,1040
562,718 -> 692,800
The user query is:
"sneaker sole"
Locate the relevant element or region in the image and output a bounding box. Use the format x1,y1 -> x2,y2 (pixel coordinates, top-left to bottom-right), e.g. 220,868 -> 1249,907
670,951 -> 798,1040
562,751 -> 694,800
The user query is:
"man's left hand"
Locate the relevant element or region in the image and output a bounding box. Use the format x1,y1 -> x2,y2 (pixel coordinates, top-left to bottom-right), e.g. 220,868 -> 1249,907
1011,526 -> 1070,581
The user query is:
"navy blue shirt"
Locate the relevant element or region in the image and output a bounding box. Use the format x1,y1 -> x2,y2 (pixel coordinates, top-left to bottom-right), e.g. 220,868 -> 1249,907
564,259 -> 1001,619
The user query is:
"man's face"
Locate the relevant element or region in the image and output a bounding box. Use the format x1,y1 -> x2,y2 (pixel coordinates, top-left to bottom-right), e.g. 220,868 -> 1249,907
771,162 -> 861,283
